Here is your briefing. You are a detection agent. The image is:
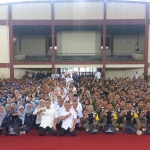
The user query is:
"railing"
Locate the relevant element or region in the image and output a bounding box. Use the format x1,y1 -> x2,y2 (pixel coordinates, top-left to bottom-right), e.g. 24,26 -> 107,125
14,52 -> 52,61
106,52 -> 144,61
55,53 -> 102,61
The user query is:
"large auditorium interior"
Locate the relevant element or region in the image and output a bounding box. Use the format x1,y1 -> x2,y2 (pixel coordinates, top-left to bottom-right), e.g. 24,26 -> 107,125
1,0 -> 150,150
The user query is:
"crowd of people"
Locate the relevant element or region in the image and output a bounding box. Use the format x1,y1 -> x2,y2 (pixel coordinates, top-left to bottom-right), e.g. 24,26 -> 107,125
0,70 -> 150,136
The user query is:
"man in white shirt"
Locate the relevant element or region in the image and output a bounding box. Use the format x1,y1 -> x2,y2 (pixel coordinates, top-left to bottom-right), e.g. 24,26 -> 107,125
59,101 -> 77,136
37,99 -> 58,136
55,99 -> 65,130
95,70 -> 101,80
134,71 -> 140,79
72,101 -> 83,130
71,94 -> 82,111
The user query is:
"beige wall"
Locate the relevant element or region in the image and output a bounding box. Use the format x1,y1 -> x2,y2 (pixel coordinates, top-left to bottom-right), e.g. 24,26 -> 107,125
0,5 -> 8,20
107,2 -> 146,19
108,35 -> 144,55
12,3 -> 51,20
0,68 -> 10,79
54,2 -> 103,20
21,35 -> 46,55
0,25 -> 10,63
57,31 -> 101,55
105,68 -> 144,79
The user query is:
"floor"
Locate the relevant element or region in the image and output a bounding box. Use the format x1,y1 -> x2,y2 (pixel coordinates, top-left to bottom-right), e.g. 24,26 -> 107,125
0,130 -> 150,150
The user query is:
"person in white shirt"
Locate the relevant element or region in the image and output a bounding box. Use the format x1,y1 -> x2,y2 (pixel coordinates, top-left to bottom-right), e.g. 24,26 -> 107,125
37,99 -> 58,136
71,94 -> 83,112
59,101 -> 77,136
95,70 -> 101,80
134,71 -> 140,80
33,99 -> 45,129
72,101 -> 83,130
55,99 -> 65,130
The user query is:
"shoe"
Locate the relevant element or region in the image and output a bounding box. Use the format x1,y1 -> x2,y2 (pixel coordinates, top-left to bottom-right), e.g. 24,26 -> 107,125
137,130 -> 142,136
115,128 -> 119,131
86,129 -> 89,132
20,131 -> 26,135
142,128 -> 146,132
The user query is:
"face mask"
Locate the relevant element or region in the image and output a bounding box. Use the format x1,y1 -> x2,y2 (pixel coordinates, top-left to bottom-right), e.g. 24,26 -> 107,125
35,99 -> 40,104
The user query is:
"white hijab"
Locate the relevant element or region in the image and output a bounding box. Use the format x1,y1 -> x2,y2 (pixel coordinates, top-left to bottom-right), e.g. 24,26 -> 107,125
0,106 -> 7,126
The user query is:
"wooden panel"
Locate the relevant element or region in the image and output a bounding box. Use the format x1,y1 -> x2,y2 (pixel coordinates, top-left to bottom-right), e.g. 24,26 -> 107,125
107,2 -> 146,19
54,2 -> 103,20
0,5 -> 8,20
12,3 -> 51,20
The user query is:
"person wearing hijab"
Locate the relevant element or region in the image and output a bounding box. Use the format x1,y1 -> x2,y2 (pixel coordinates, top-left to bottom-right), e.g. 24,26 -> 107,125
6,98 -> 12,105
17,101 -> 23,108
24,103 -> 33,129
33,99 -> 45,129
5,104 -> 11,116
17,106 -> 29,134
11,103 -> 18,122
0,105 -> 11,135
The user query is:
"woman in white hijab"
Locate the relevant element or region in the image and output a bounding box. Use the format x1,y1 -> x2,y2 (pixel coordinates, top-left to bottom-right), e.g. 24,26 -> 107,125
33,99 -> 45,129
0,105 -> 10,135
0,106 -> 7,127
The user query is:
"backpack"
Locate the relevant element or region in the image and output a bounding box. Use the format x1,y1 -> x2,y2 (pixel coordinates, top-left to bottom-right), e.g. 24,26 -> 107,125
146,124 -> 150,135
103,124 -> 116,134
88,124 -> 100,134
124,123 -> 136,134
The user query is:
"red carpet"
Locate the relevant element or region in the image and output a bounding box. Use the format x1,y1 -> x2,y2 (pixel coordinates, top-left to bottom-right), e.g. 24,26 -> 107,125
0,131 -> 150,150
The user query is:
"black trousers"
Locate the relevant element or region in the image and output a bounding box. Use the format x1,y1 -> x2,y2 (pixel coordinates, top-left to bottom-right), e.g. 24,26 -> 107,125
38,126 -> 57,136
75,123 -> 83,130
56,121 -> 62,130
59,127 -> 76,136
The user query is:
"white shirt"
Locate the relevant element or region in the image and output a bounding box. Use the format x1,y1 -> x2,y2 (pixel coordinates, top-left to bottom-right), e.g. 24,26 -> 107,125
40,106 -> 58,128
71,107 -> 83,123
66,77 -> 73,84
55,104 -> 65,116
55,104 -> 65,123
95,71 -> 101,79
61,74 -> 65,79
60,109 -> 77,130
135,73 -> 140,79
33,107 -> 42,124
70,101 -> 83,112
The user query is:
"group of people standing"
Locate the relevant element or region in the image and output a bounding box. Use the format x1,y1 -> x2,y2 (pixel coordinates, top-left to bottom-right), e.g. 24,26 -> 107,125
0,71 -> 150,136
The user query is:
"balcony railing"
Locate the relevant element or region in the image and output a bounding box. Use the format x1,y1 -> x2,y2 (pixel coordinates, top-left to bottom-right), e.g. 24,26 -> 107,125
55,53 -> 102,61
14,52 -> 52,61
106,51 -> 144,61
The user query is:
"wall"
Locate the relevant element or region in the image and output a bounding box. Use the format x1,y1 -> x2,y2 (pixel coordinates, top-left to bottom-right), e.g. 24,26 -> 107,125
107,2 -> 146,19
106,34 -> 144,55
0,25 -> 10,63
0,5 -> 8,20
57,31 -> 101,55
21,35 -> 46,55
0,68 -> 10,79
95,32 -> 101,53
54,2 -> 103,20
12,3 -> 51,20
105,68 -> 144,79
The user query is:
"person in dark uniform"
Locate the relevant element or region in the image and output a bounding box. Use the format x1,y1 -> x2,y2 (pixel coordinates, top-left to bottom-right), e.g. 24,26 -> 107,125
119,101 -> 141,130
101,103 -> 119,130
